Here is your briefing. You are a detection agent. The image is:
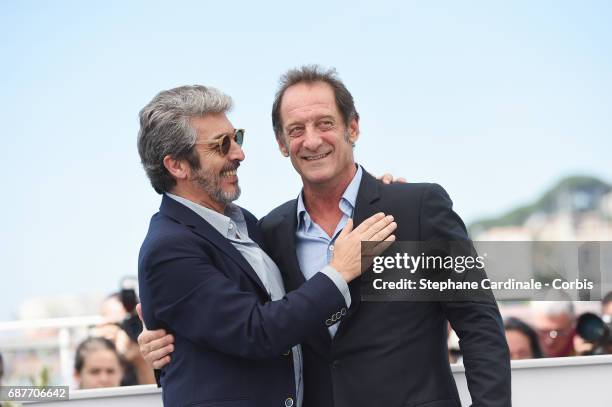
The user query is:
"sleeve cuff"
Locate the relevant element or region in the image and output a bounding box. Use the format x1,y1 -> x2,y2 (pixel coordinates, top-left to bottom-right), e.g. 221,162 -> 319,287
320,265 -> 352,308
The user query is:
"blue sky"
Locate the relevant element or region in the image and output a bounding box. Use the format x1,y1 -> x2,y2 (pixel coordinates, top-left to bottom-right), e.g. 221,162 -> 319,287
1,0 -> 611,320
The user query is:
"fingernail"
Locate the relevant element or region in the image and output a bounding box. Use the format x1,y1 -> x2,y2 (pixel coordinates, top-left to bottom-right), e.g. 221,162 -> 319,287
387,215 -> 394,221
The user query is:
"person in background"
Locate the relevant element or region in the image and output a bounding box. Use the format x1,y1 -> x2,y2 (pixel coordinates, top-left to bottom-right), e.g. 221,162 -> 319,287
531,301 -> 576,357
602,291 -> 612,322
573,291 -> 612,355
504,317 -> 543,360
73,337 -> 124,389
93,293 -> 155,386
100,293 -> 128,323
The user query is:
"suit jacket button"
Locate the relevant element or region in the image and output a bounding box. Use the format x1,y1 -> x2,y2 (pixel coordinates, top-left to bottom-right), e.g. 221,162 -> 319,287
341,307 -> 347,315
284,397 -> 294,407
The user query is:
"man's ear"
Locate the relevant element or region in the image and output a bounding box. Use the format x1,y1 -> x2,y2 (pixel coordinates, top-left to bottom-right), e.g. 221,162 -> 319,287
276,136 -> 289,157
348,118 -> 360,145
163,155 -> 190,181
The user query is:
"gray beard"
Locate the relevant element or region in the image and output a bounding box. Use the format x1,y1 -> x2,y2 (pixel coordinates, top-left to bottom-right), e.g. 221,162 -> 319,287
191,169 -> 241,206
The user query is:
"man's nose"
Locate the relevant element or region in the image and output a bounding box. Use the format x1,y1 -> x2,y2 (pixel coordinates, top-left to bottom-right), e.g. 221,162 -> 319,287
302,127 -> 323,151
227,138 -> 245,161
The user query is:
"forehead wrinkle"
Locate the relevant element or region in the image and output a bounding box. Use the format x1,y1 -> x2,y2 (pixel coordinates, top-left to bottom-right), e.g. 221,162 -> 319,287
284,103 -> 336,126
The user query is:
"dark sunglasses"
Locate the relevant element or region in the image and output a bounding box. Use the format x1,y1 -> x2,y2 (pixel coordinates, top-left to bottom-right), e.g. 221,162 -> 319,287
195,128 -> 245,156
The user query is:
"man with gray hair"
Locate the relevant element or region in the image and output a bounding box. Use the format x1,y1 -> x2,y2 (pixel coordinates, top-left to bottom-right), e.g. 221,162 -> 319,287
531,300 -> 577,357
136,84 -> 396,407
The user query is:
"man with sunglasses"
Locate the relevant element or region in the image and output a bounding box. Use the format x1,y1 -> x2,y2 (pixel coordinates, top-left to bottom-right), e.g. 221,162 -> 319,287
136,85 -> 396,407
140,67 -> 511,407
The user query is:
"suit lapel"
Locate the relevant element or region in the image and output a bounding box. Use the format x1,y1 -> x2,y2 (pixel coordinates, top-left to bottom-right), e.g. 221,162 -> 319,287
273,201 -> 307,293
270,200 -> 333,350
159,195 -> 269,296
335,169 -> 383,337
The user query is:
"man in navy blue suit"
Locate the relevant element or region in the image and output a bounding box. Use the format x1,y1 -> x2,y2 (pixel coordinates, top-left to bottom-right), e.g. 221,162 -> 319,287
140,67 -> 512,406
136,85 -> 396,407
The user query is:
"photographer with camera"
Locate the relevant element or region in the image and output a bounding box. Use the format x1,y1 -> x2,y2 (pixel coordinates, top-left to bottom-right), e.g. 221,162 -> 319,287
93,278 -> 155,385
573,291 -> 612,356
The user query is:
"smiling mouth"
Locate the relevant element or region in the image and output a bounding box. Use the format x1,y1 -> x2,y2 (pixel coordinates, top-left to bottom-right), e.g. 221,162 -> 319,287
220,169 -> 237,177
303,152 -> 331,161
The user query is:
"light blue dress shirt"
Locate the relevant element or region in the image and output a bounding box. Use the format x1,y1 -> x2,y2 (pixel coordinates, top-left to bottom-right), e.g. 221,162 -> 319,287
296,165 -> 363,337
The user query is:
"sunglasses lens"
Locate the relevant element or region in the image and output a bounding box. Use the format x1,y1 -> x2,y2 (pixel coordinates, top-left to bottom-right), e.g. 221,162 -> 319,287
235,129 -> 244,146
221,135 -> 231,155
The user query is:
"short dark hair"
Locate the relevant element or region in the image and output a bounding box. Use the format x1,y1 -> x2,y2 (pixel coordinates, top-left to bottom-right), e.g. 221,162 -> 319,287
271,65 -> 359,140
74,337 -> 121,373
504,317 -> 543,358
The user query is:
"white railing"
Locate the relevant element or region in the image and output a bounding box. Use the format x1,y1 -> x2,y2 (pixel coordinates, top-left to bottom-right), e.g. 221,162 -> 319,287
27,355 -> 612,406
0,316 -> 102,386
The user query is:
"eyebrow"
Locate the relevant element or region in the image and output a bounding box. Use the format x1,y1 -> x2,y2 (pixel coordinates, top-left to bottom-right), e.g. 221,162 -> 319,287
285,115 -> 335,128
212,129 -> 235,139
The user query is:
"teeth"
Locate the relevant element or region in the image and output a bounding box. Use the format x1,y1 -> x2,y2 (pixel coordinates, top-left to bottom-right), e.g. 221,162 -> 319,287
305,153 -> 328,161
221,169 -> 237,177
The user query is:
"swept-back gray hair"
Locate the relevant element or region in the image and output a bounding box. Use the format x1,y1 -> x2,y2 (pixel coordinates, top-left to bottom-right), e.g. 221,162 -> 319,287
271,65 -> 359,141
137,85 -> 232,194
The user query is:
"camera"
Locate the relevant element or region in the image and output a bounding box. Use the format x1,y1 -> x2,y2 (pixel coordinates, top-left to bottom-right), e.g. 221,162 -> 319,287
575,312 -> 612,355
118,276 -> 143,343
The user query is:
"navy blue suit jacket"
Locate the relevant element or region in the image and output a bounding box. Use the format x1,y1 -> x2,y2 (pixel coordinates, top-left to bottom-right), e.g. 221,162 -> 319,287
260,170 -> 511,407
138,195 -> 348,407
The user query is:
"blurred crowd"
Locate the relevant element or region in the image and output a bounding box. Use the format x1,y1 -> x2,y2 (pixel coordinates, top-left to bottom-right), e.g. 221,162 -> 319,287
72,282 -> 155,389
1,286 -> 611,390
449,292 -> 612,363
506,292 -> 612,360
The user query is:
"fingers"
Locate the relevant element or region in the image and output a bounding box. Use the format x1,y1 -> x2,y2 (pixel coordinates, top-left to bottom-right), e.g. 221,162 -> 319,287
380,173 -> 394,184
368,219 -> 397,242
135,306 -> 175,369
137,328 -> 169,348
152,355 -> 172,370
373,172 -> 407,184
361,231 -> 396,258
372,236 -> 396,254
147,342 -> 175,367
353,212 -> 385,233
338,218 -> 354,238
139,332 -> 175,367
361,215 -> 395,240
